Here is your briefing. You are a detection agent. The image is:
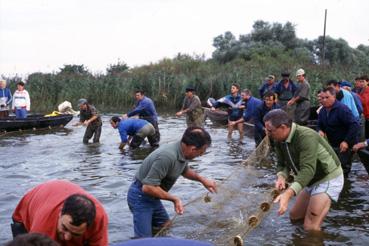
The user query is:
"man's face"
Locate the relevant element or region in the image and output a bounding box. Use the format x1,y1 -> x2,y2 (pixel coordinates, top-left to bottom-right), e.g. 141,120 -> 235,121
358,79 -> 367,88
185,91 -> 193,98
110,121 -> 117,129
296,74 -> 304,82
0,82 -> 5,89
79,104 -> 87,110
267,78 -> 274,85
241,93 -> 250,101
320,91 -> 336,108
57,214 -> 87,241
187,145 -> 208,160
264,96 -> 275,108
265,121 -> 289,142
230,86 -> 239,95
17,84 -> 24,91
135,92 -> 144,101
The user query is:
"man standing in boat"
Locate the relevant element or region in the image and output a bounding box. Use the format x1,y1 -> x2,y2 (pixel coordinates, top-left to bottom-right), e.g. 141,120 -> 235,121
74,98 -> 102,144
11,180 -> 108,245
175,86 -> 204,127
12,81 -> 30,119
123,90 -> 160,146
264,109 -> 344,231
127,127 -> 217,238
0,79 -> 12,118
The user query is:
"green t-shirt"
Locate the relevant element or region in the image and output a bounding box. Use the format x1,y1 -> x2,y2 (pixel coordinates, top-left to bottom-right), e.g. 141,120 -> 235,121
135,141 -> 189,191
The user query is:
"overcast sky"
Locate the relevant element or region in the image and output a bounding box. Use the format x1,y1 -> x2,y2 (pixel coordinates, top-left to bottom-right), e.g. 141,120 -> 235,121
0,0 -> 368,76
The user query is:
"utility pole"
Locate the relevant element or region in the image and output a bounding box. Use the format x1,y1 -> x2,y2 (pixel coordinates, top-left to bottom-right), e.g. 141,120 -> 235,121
322,9 -> 327,66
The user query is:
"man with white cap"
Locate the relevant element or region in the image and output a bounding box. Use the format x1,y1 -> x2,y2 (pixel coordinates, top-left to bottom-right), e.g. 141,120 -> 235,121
0,79 -> 12,118
287,69 -> 311,125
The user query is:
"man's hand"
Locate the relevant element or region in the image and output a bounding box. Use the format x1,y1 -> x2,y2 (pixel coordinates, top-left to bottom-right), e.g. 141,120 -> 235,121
339,141 -> 349,152
201,178 -> 217,193
274,188 -> 294,215
122,114 -> 128,119
175,111 -> 183,117
275,175 -> 286,190
83,120 -> 90,126
173,197 -> 184,215
287,99 -> 294,106
353,142 -> 366,152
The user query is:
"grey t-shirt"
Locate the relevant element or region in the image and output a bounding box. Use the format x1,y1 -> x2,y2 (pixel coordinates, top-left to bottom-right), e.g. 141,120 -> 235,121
135,141 -> 189,191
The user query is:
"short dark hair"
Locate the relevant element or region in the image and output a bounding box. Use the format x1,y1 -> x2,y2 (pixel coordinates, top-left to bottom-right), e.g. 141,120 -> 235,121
61,194 -> 96,227
263,109 -> 292,128
263,91 -> 276,100
17,81 -> 25,87
241,89 -> 252,96
181,127 -> 211,148
231,83 -> 240,90
323,86 -> 336,96
326,79 -> 339,87
5,233 -> 59,246
135,89 -> 144,95
111,116 -> 121,123
362,75 -> 369,81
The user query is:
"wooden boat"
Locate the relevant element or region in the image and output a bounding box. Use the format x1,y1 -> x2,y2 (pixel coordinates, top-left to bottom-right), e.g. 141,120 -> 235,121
0,114 -> 73,132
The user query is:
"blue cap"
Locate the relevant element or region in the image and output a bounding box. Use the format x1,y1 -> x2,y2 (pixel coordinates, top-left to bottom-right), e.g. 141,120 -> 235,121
339,81 -> 352,88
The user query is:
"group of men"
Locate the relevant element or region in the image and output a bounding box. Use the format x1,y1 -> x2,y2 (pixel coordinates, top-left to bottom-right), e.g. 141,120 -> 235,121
7,72 -> 369,245
0,80 -> 31,119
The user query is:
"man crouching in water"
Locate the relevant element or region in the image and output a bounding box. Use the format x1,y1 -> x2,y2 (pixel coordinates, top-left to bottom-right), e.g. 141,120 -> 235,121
264,109 -> 343,231
127,127 -> 217,238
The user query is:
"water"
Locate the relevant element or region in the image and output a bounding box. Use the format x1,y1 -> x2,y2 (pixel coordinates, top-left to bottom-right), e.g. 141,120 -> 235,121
0,114 -> 368,245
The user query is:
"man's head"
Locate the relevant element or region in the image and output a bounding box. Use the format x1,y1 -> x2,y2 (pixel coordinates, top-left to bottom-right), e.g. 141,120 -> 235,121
77,98 -> 88,110
230,83 -> 240,95
5,233 -> 59,246
0,79 -> 6,89
57,194 -> 96,241
181,127 -> 211,160
296,68 -> 305,82
326,80 -> 340,92
241,89 -> 252,101
340,81 -> 352,91
17,81 -> 25,91
265,75 -> 275,85
134,90 -> 145,101
110,116 -> 121,129
263,109 -> 292,142
281,72 -> 290,81
263,91 -> 276,109
185,86 -> 195,97
354,77 -> 362,88
320,87 -> 336,109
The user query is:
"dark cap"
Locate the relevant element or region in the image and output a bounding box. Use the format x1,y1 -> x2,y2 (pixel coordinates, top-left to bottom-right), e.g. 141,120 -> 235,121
77,98 -> 88,106
185,86 -> 195,92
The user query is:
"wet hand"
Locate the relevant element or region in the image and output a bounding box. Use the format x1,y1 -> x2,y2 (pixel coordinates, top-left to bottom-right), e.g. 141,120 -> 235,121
275,176 -> 286,190
203,179 -> 217,193
175,111 -> 182,117
273,189 -> 293,216
173,198 -> 184,215
83,120 -> 90,126
318,130 -> 326,137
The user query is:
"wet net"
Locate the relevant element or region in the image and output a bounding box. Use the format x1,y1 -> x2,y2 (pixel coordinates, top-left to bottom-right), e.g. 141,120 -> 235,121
156,137 -> 280,245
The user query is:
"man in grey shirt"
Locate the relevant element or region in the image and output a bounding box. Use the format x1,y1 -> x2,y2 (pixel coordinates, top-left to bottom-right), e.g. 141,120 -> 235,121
127,127 -> 217,238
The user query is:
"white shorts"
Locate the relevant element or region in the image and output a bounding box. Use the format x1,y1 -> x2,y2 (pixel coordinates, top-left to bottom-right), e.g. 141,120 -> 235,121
304,174 -> 344,202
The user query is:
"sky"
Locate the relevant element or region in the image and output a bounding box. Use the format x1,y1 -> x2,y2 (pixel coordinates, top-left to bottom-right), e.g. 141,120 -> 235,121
0,0 -> 368,76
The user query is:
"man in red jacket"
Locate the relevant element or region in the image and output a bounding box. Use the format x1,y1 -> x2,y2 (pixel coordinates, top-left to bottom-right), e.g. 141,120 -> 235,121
357,75 -> 369,138
11,180 -> 109,246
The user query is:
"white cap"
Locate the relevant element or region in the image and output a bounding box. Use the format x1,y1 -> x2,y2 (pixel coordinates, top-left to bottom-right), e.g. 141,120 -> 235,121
296,68 -> 305,76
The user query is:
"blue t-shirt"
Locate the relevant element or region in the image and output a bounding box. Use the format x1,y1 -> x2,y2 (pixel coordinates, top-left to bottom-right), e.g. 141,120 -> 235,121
127,96 -> 158,124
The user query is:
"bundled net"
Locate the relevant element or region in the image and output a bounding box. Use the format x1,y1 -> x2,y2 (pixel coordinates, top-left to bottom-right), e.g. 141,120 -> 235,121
156,137 -> 280,245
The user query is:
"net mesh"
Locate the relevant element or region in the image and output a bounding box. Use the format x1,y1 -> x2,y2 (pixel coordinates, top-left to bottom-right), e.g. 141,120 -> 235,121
156,137 -> 279,245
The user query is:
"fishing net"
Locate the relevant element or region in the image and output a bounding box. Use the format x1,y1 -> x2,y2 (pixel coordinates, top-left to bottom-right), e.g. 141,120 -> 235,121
156,137 -> 280,246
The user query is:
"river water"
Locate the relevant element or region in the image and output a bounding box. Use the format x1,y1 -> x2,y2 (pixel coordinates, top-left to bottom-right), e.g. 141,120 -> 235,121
0,114 -> 368,245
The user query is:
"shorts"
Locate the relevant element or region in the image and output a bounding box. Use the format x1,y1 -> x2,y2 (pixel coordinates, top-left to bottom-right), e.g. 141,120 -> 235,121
304,174 -> 344,202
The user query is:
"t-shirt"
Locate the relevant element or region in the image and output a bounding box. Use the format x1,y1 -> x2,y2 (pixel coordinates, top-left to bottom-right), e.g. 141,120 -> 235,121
135,141 -> 189,191
12,180 -> 109,246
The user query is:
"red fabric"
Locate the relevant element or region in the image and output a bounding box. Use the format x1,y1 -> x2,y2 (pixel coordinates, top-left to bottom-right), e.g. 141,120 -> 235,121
359,87 -> 369,119
12,180 -> 108,246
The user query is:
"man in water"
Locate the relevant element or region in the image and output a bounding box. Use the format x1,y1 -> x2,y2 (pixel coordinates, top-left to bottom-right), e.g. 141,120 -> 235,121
124,90 -> 160,146
127,127 -> 217,238
264,109 -> 343,231
74,98 -> 102,144
110,116 -> 156,150
11,180 -> 108,245
176,86 -> 204,127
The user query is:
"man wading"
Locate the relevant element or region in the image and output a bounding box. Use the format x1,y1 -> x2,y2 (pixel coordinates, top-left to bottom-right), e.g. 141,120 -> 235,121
127,127 -> 217,238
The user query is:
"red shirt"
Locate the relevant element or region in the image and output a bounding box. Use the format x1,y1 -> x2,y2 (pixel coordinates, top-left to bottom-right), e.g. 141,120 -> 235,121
359,87 -> 369,119
12,180 -> 108,246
